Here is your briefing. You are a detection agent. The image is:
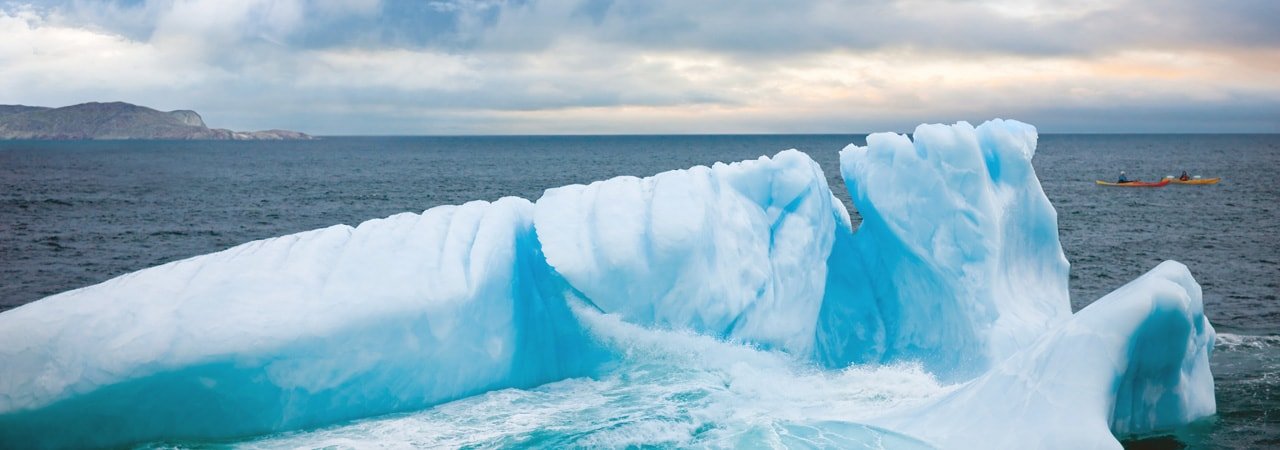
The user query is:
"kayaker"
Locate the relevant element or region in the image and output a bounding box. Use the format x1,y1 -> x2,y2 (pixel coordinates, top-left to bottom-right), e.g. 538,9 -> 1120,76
1118,171 -> 1130,183
1180,170 -> 1190,181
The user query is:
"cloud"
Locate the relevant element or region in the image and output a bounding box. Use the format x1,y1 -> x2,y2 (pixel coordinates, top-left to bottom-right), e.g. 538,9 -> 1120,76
461,0 -> 1280,57
0,0 -> 1277,133
0,5 -> 209,106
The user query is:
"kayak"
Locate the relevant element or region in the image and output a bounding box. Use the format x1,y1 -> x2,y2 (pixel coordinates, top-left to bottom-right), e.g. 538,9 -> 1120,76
1095,179 -> 1171,187
1166,177 -> 1221,185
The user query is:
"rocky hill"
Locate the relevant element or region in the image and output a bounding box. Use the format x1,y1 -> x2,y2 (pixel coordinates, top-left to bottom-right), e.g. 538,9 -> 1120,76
0,102 -> 312,140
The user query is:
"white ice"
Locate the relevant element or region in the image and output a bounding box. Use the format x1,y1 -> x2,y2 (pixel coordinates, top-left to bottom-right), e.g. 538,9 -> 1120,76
871,261 -> 1216,449
818,119 -> 1072,379
535,149 -> 845,356
0,198 -> 595,448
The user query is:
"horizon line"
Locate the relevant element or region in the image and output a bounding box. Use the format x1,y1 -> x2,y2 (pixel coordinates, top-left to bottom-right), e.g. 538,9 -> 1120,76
306,131 -> 1280,137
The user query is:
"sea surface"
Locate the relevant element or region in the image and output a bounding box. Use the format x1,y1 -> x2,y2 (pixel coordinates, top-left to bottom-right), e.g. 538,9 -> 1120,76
1,134 -> 1277,448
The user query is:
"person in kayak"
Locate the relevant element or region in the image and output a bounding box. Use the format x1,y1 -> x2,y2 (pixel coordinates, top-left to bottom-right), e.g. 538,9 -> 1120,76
1118,171 -> 1131,183
1180,170 -> 1191,181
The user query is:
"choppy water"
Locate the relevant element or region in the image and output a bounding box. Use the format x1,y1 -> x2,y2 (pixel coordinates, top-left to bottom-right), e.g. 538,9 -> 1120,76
1,134 -> 1277,448
230,306 -> 947,449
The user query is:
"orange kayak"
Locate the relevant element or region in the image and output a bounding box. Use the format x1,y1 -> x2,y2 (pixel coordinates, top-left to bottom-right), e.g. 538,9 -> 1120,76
1167,177 -> 1221,185
1095,179 -> 1171,187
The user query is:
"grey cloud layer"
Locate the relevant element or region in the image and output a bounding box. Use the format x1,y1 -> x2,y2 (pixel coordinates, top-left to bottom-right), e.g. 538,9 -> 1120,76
52,0 -> 1277,56
3,0 -> 1278,133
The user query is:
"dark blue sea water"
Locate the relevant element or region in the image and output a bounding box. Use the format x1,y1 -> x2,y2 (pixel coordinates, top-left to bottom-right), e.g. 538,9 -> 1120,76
1,135 -> 1277,448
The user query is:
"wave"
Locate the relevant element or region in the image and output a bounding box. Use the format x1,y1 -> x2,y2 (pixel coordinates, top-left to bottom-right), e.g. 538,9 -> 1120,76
238,303 -> 951,448
1215,333 -> 1280,350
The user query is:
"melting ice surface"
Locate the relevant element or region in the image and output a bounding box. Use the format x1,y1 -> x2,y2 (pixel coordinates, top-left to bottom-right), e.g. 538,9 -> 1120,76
0,120 -> 1216,449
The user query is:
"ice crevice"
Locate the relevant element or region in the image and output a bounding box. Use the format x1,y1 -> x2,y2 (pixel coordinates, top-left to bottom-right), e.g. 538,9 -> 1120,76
0,120 -> 1216,449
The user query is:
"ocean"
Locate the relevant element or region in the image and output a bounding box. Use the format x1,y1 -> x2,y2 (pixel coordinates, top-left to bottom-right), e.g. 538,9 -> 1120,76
1,134 -> 1277,448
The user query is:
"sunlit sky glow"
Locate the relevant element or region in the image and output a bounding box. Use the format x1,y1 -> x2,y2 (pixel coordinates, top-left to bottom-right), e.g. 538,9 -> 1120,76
2,0 -> 1277,134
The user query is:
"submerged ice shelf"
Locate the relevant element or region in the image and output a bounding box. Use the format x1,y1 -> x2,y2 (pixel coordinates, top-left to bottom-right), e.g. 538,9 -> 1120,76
0,120 -> 1216,449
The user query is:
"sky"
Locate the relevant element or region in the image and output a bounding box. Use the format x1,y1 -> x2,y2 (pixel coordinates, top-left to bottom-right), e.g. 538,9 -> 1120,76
1,0 -> 1277,134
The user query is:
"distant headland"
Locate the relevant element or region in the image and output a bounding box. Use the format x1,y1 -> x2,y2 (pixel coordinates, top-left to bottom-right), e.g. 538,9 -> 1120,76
0,102 -> 312,140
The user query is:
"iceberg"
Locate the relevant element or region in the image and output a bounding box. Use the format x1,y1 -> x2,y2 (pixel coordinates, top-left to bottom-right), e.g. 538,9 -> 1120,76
535,150 -> 845,356
871,261 -> 1216,449
817,120 -> 1071,378
0,120 -> 1216,449
0,198 -> 596,448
